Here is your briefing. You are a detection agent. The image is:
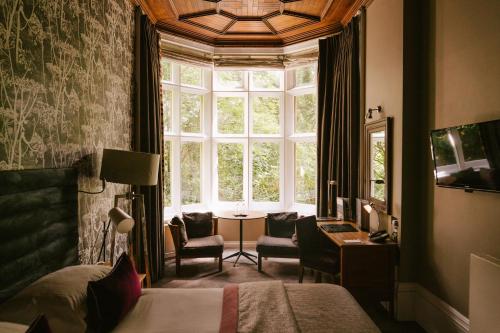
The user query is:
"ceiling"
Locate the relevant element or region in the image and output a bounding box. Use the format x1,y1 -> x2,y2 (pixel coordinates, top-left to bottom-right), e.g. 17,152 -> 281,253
137,0 -> 367,47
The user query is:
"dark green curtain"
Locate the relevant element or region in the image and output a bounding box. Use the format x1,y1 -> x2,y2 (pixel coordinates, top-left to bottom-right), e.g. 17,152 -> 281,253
317,18 -> 360,217
133,7 -> 164,282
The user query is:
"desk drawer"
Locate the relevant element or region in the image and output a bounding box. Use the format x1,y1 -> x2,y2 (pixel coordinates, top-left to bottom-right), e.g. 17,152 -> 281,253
341,246 -> 395,288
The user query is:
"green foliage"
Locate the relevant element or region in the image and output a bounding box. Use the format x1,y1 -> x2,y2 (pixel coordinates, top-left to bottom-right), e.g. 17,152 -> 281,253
161,58 -> 171,82
181,142 -> 201,205
252,143 -> 280,202
216,71 -> 244,89
458,125 -> 486,161
180,65 -> 202,87
432,130 -> 456,167
163,140 -> 171,207
295,94 -> 316,133
181,93 -> 202,133
252,71 -> 280,90
295,142 -> 316,204
218,143 -> 243,201
217,97 -> 244,134
295,66 -> 314,87
162,88 -> 172,132
252,96 -> 280,134
371,140 -> 385,201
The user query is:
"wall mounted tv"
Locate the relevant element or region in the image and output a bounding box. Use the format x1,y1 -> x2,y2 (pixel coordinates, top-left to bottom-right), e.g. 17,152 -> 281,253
430,119 -> 500,193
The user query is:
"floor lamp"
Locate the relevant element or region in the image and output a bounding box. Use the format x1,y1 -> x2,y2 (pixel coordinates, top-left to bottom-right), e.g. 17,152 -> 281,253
100,148 -> 160,288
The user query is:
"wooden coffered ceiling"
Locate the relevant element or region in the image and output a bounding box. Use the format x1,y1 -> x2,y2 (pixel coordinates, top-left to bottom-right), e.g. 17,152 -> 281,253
137,0 -> 367,47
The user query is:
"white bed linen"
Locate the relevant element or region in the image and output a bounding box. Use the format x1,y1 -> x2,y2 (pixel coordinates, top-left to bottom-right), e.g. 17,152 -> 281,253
113,288 -> 223,333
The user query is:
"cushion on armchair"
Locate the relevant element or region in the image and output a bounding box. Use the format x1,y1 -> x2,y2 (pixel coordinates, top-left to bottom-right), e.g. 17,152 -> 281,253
170,216 -> 188,246
256,235 -> 299,257
267,212 -> 298,238
179,235 -> 224,257
183,212 -> 214,238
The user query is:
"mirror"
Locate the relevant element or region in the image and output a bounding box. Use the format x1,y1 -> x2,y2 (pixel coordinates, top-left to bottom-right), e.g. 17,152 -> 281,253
364,118 -> 392,213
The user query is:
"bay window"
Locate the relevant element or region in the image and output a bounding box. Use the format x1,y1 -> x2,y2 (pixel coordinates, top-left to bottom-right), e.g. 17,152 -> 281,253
161,60 -> 317,216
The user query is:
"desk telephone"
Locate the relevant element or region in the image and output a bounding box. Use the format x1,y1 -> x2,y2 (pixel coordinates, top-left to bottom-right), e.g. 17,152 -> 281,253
368,230 -> 389,243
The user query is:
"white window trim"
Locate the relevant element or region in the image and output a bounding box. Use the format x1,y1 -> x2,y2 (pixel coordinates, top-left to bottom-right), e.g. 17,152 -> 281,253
163,60 -> 318,219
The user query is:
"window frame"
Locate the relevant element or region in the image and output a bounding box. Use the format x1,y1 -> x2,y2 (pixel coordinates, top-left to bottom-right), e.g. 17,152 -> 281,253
161,59 -> 318,218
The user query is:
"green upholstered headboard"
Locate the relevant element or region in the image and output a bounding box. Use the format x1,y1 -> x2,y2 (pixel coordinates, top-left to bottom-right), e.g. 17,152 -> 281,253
0,168 -> 79,303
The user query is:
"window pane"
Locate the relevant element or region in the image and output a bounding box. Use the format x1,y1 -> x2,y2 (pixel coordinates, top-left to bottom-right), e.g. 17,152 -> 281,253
295,94 -> 317,133
252,143 -> 280,202
217,96 -> 244,134
180,65 -> 202,87
295,142 -> 316,204
181,142 -> 201,205
295,66 -> 315,87
180,93 -> 202,133
163,140 -> 172,207
161,58 -> 171,82
215,71 -> 244,90
218,143 -> 243,201
162,88 -> 173,132
251,71 -> 281,90
252,96 -> 280,135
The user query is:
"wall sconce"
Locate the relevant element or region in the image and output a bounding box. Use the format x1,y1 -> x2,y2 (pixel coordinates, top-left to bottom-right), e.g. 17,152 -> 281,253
366,106 -> 382,119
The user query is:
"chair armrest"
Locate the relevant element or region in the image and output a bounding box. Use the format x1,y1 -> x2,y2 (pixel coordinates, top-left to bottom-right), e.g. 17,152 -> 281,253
212,217 -> 219,235
167,222 -> 181,251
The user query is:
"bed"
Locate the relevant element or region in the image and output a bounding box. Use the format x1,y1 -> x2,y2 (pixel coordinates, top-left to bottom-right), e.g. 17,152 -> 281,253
0,168 -> 380,333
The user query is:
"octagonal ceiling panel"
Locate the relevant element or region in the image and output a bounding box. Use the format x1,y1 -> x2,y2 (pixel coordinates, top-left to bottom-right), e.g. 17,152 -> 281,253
139,0 -> 368,47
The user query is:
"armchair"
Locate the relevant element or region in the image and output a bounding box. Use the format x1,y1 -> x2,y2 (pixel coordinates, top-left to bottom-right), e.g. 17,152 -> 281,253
168,212 -> 224,276
256,212 -> 300,272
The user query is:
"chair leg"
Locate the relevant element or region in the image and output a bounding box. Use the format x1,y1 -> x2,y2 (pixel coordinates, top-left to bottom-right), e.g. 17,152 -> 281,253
175,257 -> 181,276
314,271 -> 322,283
299,265 -> 305,283
218,254 -> 223,272
258,253 -> 262,272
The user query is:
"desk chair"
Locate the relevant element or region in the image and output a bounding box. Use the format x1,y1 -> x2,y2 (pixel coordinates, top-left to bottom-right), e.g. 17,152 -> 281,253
168,212 -> 224,276
295,215 -> 340,283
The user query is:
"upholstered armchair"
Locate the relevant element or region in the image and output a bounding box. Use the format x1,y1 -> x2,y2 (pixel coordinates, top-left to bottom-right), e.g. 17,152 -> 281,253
168,212 -> 224,276
295,215 -> 339,283
256,212 -> 300,272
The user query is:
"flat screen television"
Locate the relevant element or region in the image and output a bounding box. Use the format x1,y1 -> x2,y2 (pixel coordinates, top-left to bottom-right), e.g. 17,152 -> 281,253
430,119 -> 500,193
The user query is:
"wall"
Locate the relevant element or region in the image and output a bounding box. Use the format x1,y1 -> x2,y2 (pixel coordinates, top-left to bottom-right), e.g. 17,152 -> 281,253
0,0 -> 135,263
365,0 -> 404,244
419,0 -> 500,316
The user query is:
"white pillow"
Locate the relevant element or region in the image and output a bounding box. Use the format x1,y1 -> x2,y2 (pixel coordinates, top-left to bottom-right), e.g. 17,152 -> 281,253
0,265 -> 111,333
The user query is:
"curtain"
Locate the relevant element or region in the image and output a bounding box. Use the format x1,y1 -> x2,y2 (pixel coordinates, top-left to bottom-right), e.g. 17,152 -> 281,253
133,7 -> 164,283
317,18 -> 360,217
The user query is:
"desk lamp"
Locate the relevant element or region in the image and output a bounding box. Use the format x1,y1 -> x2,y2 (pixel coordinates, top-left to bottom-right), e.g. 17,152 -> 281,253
100,148 -> 160,287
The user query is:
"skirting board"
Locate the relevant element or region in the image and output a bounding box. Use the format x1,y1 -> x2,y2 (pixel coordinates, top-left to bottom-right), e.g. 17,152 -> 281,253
397,283 -> 470,333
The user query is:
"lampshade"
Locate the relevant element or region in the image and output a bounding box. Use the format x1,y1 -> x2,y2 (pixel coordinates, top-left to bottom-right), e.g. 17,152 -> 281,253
108,207 -> 135,234
100,149 -> 160,185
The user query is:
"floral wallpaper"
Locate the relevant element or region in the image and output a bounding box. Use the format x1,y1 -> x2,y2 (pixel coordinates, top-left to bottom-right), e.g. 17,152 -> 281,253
0,0 -> 135,263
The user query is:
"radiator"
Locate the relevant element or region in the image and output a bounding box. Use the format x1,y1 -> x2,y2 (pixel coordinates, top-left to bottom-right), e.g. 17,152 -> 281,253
469,253 -> 500,333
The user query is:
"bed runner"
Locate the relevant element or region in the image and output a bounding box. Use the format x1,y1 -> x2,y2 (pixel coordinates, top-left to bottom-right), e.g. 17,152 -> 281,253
220,281 -> 300,333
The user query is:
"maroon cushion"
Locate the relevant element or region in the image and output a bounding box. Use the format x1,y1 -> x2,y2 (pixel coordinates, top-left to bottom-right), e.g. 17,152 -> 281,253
26,315 -> 52,333
86,253 -> 141,333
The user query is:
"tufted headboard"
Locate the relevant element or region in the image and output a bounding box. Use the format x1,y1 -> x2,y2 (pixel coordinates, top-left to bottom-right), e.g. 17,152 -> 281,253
0,168 -> 79,303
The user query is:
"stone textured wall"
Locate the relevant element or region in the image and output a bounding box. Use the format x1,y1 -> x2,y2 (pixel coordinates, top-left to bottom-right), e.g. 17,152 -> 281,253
0,0 -> 135,263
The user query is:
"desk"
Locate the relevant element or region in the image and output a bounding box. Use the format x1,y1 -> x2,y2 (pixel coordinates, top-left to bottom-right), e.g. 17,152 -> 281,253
318,220 -> 398,315
216,211 -> 266,266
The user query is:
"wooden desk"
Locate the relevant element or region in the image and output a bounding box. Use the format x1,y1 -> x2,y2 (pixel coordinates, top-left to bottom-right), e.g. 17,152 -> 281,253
317,221 -> 398,315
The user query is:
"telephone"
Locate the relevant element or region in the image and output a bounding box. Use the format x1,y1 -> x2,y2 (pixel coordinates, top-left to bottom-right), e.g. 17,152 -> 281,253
368,230 -> 389,243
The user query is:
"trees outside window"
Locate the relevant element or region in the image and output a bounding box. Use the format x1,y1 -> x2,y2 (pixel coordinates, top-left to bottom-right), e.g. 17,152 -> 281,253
161,60 -> 317,215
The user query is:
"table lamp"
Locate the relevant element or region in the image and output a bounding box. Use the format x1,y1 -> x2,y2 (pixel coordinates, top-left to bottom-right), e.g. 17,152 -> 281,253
100,148 -> 160,287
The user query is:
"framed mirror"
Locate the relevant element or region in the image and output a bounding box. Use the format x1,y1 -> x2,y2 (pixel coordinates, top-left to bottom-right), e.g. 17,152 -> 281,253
364,117 -> 392,213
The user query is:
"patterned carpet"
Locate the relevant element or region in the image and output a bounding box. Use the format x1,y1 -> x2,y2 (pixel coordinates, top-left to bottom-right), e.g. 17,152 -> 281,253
154,246 -> 425,333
